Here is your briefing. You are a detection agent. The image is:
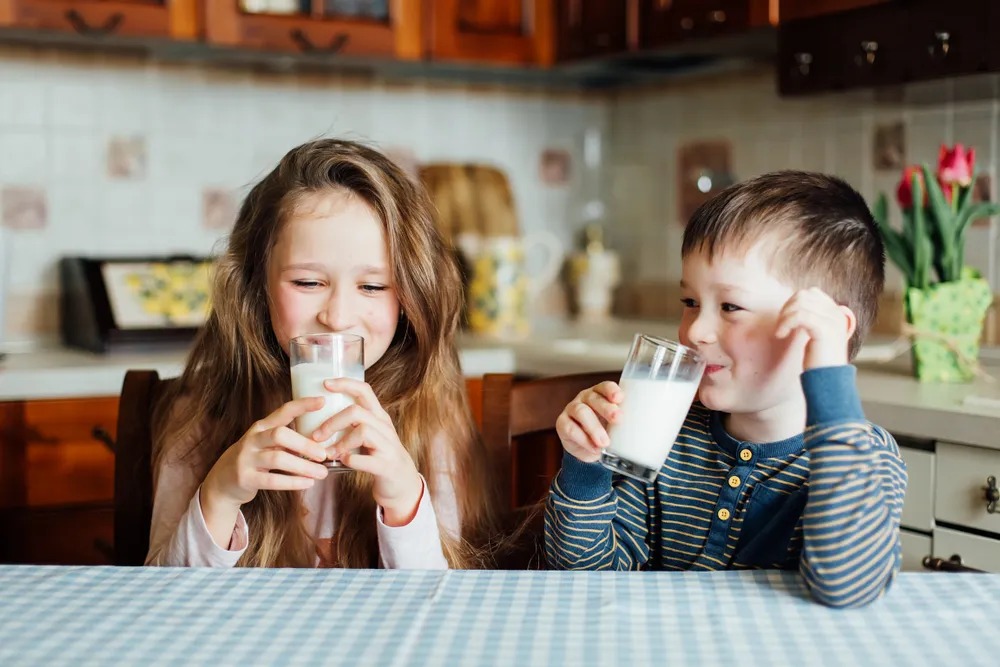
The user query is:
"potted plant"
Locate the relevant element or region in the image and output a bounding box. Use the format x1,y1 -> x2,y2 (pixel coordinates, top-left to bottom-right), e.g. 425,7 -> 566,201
873,144 -> 1000,382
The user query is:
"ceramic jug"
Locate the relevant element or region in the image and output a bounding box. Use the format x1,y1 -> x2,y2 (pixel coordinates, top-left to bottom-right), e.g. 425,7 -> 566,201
456,232 -> 562,338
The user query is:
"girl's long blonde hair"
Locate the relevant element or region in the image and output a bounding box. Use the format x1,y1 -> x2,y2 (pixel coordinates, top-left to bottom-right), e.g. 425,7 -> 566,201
154,138 -> 502,568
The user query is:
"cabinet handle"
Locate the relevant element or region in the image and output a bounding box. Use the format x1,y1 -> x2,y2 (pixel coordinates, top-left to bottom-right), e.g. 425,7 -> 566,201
929,30 -> 951,61
793,52 -> 813,77
92,426 -> 116,453
708,10 -> 726,23
922,554 -> 982,573
64,9 -> 124,36
289,29 -> 350,54
856,40 -> 879,67
986,475 -> 999,514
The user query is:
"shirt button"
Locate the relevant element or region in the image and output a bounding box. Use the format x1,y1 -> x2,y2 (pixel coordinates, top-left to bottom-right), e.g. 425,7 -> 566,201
717,508 -> 731,521
728,475 -> 741,488
739,448 -> 753,462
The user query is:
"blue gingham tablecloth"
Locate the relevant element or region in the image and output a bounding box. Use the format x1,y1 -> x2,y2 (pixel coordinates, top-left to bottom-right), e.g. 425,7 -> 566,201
0,566 -> 997,666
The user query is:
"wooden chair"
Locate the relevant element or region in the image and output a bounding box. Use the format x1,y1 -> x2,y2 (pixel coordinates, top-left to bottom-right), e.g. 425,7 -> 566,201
113,370 -> 175,566
480,370 -> 619,568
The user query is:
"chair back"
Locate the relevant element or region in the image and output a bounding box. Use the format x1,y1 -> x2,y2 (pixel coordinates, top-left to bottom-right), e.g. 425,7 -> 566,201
480,371 -> 619,568
114,370 -> 175,566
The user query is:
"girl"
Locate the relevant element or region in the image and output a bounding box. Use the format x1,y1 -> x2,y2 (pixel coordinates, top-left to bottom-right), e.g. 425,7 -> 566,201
146,138 -> 502,568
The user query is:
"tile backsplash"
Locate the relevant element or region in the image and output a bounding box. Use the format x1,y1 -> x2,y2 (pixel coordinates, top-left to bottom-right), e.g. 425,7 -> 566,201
3,45 -> 1000,344
0,46 -> 606,343
607,68 -> 1000,317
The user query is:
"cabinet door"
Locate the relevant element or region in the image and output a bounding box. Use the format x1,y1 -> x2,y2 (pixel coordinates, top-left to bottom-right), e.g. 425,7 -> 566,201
900,446 -> 935,533
905,0 -> 989,83
0,0 -> 198,39
779,0 -> 889,23
557,0 -> 628,62
834,3 -> 908,90
933,526 -> 1000,573
777,15 -> 841,95
429,0 -> 556,66
900,528 -> 932,572
24,398 -> 118,507
204,0 -> 423,58
641,0 -> 752,48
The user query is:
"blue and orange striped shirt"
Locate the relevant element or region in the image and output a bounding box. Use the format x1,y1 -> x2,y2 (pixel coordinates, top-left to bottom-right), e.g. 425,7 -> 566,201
544,366 -> 908,608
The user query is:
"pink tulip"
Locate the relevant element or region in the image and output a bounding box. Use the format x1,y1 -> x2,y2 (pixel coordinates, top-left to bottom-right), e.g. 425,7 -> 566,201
937,143 -> 975,187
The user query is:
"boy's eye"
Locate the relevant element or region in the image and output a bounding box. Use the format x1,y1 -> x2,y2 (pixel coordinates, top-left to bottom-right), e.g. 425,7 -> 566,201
680,298 -> 698,308
360,284 -> 387,294
292,280 -> 322,289
721,302 -> 743,313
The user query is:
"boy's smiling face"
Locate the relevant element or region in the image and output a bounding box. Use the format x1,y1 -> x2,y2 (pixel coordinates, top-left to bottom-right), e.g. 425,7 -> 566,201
678,240 -> 809,438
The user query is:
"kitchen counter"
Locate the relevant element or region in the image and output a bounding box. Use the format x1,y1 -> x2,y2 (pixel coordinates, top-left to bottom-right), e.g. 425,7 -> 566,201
2,318 -> 999,448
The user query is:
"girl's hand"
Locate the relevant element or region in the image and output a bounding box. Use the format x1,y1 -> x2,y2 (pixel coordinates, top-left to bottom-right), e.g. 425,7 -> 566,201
202,397 -> 330,512
555,381 -> 624,463
315,378 -> 424,527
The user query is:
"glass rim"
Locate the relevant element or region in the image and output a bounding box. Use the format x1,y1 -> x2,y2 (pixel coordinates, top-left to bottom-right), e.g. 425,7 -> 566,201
635,333 -> 702,364
289,332 -> 365,347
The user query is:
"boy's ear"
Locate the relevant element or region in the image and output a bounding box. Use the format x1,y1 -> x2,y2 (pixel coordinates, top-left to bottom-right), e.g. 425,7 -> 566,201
839,305 -> 858,340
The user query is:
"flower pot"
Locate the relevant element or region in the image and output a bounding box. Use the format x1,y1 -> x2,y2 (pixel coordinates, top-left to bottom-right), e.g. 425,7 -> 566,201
904,275 -> 992,382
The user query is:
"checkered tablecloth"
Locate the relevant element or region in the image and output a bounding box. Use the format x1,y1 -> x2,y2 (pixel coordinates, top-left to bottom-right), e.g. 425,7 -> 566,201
0,566 -> 997,666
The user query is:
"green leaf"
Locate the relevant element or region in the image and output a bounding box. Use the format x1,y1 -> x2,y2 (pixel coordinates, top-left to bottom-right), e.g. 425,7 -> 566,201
921,165 -> 957,282
912,175 -> 932,290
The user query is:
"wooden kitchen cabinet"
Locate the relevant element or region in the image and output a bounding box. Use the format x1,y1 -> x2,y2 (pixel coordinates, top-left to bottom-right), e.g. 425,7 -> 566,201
0,396 -> 118,565
0,0 -> 199,39
779,0 -> 991,96
428,0 -> 557,66
0,396 -> 117,509
778,0 -> 888,23
204,0 -> 424,58
640,0 -> 771,49
556,0 -> 628,62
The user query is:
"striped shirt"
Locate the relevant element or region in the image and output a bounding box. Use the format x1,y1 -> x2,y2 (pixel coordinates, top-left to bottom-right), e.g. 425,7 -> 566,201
545,366 -> 908,608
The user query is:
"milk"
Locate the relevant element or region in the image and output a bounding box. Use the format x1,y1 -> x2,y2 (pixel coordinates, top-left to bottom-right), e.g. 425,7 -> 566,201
606,377 -> 698,471
290,361 -> 363,451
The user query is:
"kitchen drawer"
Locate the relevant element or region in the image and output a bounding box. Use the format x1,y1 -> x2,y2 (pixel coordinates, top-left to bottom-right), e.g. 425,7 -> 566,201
900,528 -> 932,572
899,446 -> 934,532
935,441 -> 1000,536
932,526 -> 1000,573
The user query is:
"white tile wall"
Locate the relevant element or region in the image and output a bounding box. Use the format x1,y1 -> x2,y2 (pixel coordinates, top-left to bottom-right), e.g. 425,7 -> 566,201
609,68 -> 1000,294
3,46 -> 999,343
0,46 -> 608,342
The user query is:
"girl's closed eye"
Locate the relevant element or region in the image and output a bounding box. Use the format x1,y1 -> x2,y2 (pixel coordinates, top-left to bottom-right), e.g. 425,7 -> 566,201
292,279 -> 323,289
680,298 -> 699,308
360,283 -> 388,294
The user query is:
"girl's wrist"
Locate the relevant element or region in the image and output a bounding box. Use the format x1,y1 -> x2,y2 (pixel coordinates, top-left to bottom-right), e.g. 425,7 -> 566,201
380,473 -> 424,527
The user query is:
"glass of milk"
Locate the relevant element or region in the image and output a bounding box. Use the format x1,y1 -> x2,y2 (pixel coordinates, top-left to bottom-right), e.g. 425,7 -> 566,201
600,334 -> 705,483
289,333 -> 365,471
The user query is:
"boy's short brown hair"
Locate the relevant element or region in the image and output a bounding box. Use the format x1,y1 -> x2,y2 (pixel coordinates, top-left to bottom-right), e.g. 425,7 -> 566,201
682,170 -> 885,359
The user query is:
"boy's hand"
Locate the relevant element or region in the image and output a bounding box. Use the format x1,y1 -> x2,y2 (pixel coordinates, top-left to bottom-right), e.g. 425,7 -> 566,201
556,381 -> 623,463
775,287 -> 856,371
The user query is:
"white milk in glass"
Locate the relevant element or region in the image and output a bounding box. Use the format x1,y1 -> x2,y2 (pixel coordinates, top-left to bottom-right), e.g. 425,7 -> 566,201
291,361 -> 363,448
606,377 -> 699,471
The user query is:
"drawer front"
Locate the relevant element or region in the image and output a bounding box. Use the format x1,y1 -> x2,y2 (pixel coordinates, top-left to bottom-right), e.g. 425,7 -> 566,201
935,441 -> 1000,535
899,446 -> 934,532
933,526 -> 1000,573
900,528 -> 932,572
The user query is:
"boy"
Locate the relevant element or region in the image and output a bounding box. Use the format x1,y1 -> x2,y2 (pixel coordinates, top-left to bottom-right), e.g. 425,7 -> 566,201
545,171 -> 907,608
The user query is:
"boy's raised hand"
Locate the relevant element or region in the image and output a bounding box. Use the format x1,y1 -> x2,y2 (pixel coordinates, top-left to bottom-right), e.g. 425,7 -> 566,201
775,287 -> 857,371
556,381 -> 624,463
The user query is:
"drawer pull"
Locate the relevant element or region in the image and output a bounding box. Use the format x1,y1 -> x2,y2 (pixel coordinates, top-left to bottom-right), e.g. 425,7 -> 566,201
986,475 -> 999,514
922,554 -> 983,573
